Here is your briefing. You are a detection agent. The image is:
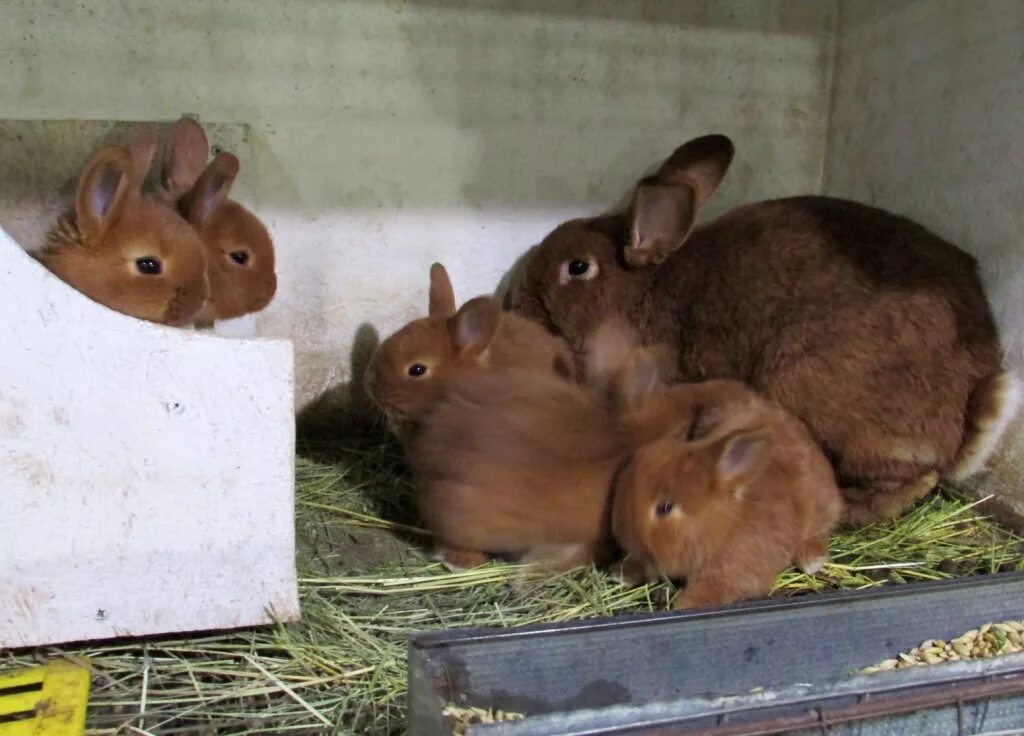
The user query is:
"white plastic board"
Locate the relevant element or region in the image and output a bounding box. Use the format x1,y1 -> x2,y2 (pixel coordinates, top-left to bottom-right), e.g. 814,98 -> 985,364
0,225 -> 299,648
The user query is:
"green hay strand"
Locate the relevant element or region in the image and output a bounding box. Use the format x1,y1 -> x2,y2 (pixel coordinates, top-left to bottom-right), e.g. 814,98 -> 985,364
3,429 -> 1023,735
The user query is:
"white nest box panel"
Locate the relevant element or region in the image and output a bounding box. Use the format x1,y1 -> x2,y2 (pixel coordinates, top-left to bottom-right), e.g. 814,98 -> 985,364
0,226 -> 299,648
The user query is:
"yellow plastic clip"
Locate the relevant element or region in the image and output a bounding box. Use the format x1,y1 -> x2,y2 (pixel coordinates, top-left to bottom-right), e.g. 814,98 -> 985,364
0,660 -> 90,736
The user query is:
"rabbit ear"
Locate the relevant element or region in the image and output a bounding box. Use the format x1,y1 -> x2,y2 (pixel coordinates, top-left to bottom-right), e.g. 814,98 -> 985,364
585,316 -> 639,387
183,151 -> 239,226
684,404 -> 724,442
123,127 -> 157,192
75,146 -> 135,241
450,296 -> 501,356
429,262 -> 456,318
655,134 -> 734,204
715,429 -> 773,492
626,180 -> 696,267
625,134 -> 734,268
616,348 -> 662,411
162,116 -> 209,201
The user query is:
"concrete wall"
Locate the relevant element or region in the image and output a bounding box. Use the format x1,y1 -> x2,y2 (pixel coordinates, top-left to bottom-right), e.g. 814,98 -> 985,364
0,0 -> 837,405
824,0 -> 1024,519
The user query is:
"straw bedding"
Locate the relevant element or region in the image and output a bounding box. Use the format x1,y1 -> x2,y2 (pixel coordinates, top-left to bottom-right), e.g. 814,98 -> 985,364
2,415 -> 1022,735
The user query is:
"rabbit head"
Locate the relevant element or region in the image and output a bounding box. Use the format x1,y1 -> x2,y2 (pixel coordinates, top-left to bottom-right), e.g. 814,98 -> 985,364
159,116 -> 277,323
40,130 -> 209,326
364,264 -> 502,429
613,415 -> 775,582
507,134 -> 734,351
181,158 -> 276,322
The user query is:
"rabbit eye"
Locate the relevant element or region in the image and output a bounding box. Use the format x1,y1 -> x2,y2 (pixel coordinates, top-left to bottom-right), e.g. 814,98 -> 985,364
407,363 -> 428,377
655,500 -> 675,517
229,250 -> 250,266
559,258 -> 599,285
135,256 -> 162,276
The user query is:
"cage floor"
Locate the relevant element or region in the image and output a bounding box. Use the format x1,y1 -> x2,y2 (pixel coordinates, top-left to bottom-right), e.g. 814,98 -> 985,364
2,411 -> 1023,735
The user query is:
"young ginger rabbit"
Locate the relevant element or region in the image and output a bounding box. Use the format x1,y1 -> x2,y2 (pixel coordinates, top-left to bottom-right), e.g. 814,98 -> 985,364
408,368 -> 624,572
590,321 -> 844,610
157,116 -> 277,324
364,262 -> 576,441
405,314 -> 622,570
39,130 -> 209,325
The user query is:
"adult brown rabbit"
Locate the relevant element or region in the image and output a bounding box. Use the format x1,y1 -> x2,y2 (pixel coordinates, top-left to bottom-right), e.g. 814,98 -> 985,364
508,134 -> 1020,524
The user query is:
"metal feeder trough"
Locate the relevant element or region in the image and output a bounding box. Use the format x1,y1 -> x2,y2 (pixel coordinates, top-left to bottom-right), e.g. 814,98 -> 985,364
407,572 -> 1024,735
